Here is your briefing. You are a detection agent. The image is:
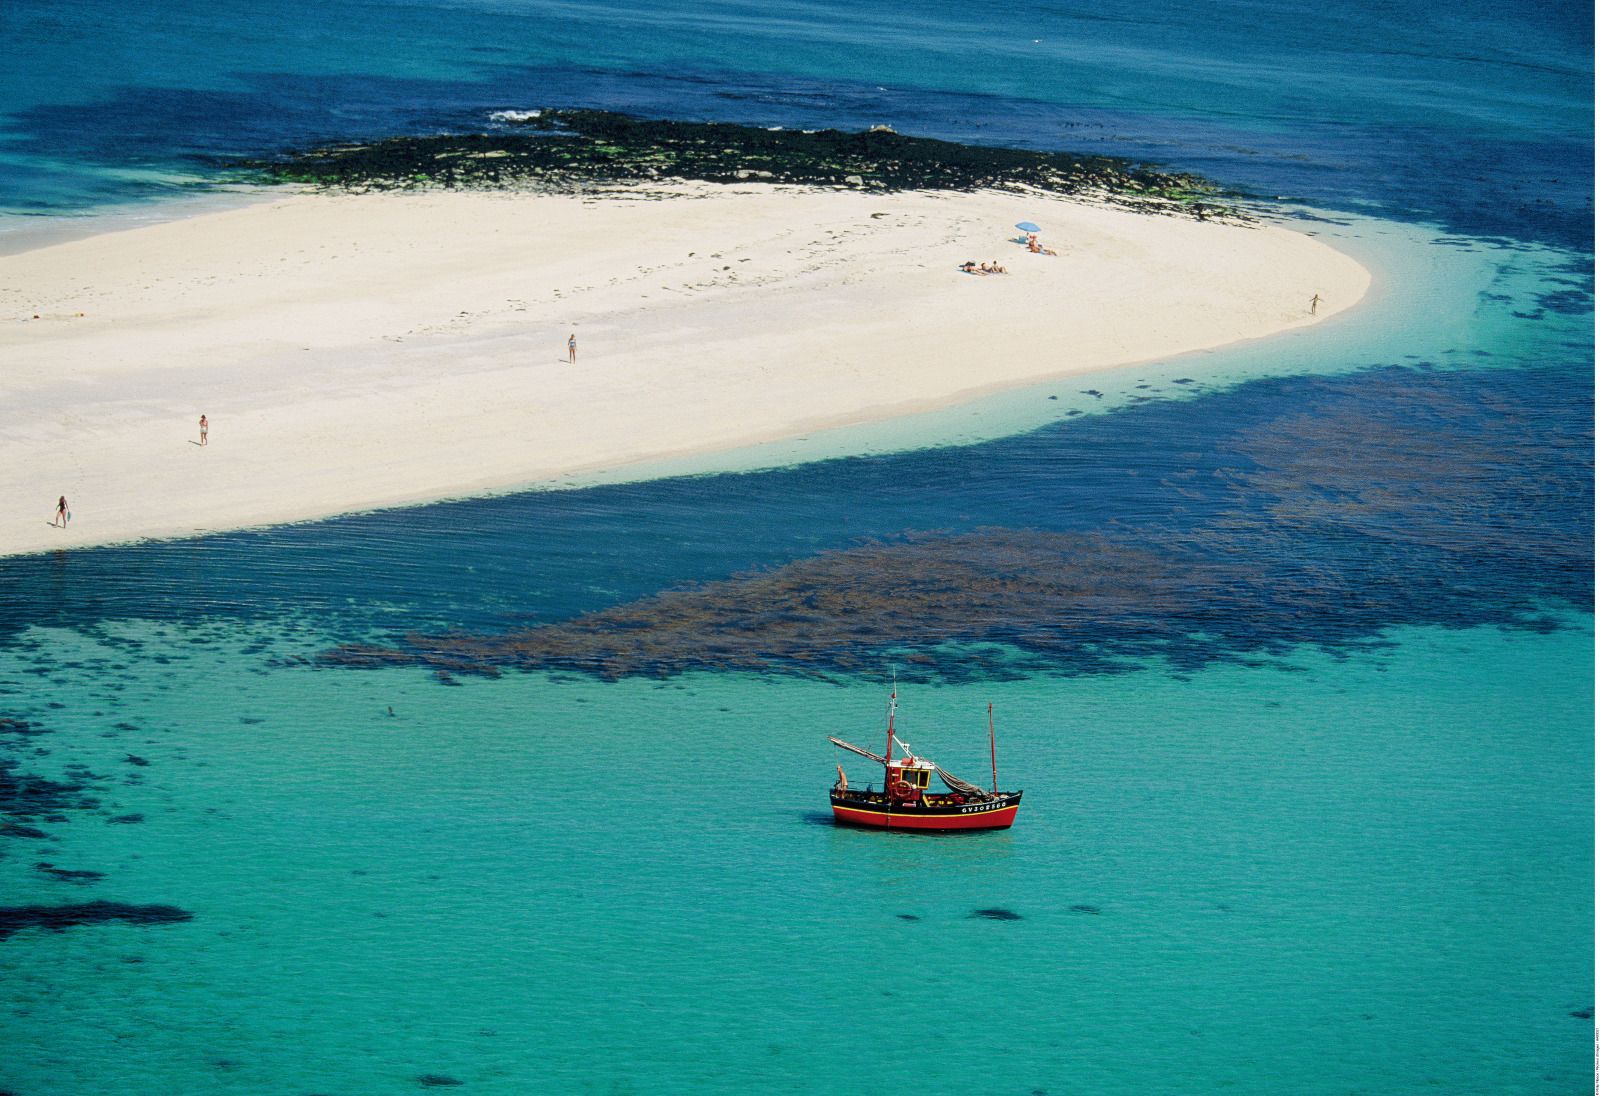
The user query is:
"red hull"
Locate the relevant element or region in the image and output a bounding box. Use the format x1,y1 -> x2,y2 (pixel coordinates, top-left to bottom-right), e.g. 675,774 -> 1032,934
829,792 -> 1022,832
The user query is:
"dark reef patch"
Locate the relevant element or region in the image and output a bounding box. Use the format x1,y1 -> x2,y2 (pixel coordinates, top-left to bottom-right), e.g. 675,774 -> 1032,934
322,529 -> 1231,680
0,718 -> 47,737
417,1075 -> 464,1088
971,908 -> 1023,921
314,364 -> 1592,684
0,757 -> 102,821
0,900 -> 192,941
0,824 -> 48,839
239,109 -> 1239,220
34,862 -> 105,885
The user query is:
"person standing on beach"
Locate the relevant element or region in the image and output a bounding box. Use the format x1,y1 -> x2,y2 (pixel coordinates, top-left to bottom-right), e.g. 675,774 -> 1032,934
1310,293 -> 1321,315
53,495 -> 68,527
199,414 -> 208,446
568,332 -> 577,364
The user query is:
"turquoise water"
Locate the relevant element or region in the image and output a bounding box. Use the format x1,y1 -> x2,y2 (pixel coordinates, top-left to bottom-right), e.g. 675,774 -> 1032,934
0,618 -> 1590,1092
0,0 -> 1592,1092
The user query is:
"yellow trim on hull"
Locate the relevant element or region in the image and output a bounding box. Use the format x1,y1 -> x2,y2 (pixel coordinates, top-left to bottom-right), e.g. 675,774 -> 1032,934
832,804 -> 893,823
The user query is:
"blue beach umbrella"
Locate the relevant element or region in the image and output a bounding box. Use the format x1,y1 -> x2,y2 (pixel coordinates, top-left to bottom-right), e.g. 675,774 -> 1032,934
1015,221 -> 1041,233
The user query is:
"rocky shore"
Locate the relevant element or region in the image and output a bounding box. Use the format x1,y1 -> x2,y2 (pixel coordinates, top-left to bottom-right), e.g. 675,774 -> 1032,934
241,109 -> 1244,220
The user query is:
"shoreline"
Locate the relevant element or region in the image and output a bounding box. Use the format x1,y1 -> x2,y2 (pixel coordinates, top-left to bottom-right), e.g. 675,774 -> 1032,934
0,182 -> 1370,558
0,186 -> 284,259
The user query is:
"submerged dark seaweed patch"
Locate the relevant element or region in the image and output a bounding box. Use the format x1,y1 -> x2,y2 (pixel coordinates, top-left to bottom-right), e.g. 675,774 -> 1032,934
318,364 -> 1591,684
0,718 -> 47,737
323,530 -> 1229,680
0,757 -> 102,821
0,901 -> 192,941
34,862 -> 105,885
0,824 -> 48,839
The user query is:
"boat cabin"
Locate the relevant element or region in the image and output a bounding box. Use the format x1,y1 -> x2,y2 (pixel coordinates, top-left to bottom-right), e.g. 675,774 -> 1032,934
886,757 -> 934,800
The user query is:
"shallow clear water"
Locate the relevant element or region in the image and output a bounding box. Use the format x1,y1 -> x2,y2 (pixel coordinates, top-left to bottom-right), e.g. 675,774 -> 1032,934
0,617 -> 1591,1093
0,0 -> 1591,1093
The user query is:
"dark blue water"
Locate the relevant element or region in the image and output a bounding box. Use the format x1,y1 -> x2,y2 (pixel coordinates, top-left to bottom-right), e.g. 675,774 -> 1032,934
0,0 -> 1592,247
1,363 -> 1590,666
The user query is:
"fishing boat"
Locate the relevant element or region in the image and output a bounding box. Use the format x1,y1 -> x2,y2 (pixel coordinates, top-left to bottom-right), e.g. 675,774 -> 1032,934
828,686 -> 1022,832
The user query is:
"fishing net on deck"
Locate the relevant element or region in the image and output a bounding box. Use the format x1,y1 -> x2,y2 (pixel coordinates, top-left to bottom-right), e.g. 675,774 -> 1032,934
936,766 -> 994,800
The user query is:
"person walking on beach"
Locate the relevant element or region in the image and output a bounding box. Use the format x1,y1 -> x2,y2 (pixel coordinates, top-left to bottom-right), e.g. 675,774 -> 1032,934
53,495 -> 68,527
1310,293 -> 1321,315
568,332 -> 577,364
198,414 -> 208,447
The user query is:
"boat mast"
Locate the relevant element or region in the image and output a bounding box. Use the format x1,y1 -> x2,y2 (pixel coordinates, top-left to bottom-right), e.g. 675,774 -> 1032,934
988,702 -> 998,794
884,677 -> 898,784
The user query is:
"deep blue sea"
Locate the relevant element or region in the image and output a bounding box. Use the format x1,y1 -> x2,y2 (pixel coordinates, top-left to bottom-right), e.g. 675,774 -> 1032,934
0,2 -> 1592,1093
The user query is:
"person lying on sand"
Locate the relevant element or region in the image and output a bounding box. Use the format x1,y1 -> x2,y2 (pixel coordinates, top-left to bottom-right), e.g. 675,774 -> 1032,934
960,260 -> 989,275
1027,240 -> 1058,256
982,260 -> 1008,274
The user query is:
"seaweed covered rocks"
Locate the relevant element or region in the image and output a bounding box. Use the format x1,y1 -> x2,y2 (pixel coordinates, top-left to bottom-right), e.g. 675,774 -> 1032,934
238,109 -> 1241,220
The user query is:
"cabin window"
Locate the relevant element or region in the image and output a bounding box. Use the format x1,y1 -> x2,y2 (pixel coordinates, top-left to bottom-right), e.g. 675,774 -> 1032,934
909,769 -> 929,788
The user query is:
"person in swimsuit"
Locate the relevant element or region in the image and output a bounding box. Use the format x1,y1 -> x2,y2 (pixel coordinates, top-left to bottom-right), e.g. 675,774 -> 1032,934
199,414 -> 208,446
568,333 -> 577,363
54,495 -> 68,527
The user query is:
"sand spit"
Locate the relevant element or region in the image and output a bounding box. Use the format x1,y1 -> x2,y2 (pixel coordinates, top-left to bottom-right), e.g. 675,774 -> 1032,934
0,183 -> 1368,556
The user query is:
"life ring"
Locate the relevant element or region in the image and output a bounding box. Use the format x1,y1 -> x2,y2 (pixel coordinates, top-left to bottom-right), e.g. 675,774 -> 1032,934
892,779 -> 914,798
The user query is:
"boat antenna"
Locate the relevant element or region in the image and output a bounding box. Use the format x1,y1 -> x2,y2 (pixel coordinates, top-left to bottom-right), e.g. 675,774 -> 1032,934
884,672 -> 898,775
988,701 -> 999,795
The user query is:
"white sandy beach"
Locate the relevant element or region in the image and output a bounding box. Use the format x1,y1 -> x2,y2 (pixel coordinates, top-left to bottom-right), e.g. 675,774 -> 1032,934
0,183 -> 1368,557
